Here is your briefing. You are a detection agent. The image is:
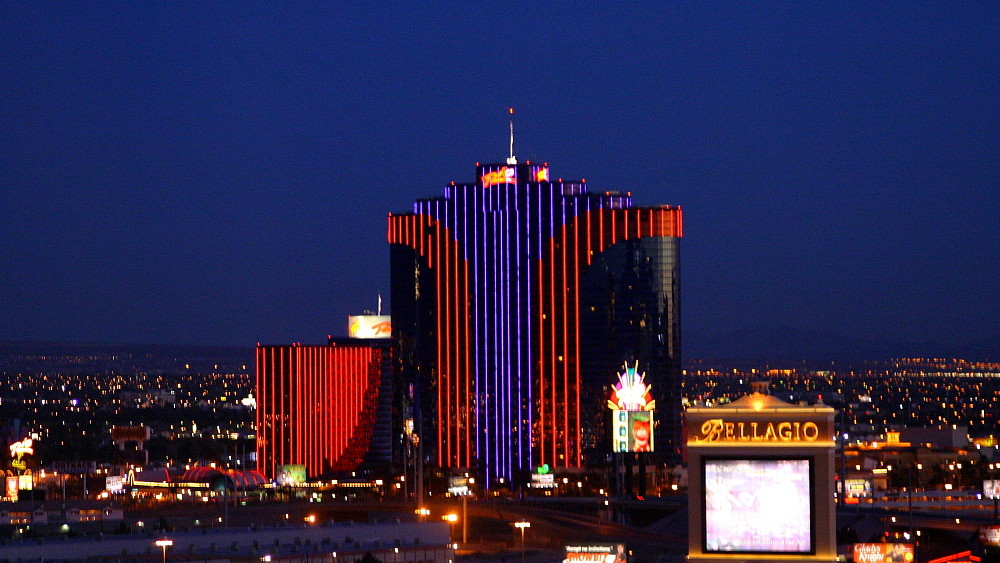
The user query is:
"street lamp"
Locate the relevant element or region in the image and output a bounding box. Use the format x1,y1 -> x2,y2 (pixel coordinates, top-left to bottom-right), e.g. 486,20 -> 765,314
514,521 -> 530,563
154,538 -> 173,563
443,513 -> 458,543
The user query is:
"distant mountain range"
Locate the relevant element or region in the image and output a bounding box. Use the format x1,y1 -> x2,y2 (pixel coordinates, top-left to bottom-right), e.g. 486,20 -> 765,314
1,330 -> 996,375
684,328 -> 999,363
0,340 -> 254,375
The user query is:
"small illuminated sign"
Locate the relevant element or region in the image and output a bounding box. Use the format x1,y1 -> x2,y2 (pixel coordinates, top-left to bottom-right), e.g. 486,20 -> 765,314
534,167 -> 549,182
448,476 -> 470,496
106,475 -> 125,494
9,438 -> 33,471
985,480 -> 1000,500
480,166 -> 517,187
844,478 -> 871,498
563,544 -> 627,563
348,315 -> 391,338
530,473 -> 555,488
853,543 -> 914,563
980,526 -> 1000,547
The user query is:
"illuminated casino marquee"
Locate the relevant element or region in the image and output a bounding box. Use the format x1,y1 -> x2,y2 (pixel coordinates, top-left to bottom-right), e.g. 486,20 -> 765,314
608,362 -> 655,453
694,418 -> 824,444
686,391 -> 838,563
479,165 -> 550,187
9,438 -> 33,471
608,362 -> 655,412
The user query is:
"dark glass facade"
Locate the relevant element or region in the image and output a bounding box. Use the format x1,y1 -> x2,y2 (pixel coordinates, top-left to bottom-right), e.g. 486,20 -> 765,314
388,161 -> 682,486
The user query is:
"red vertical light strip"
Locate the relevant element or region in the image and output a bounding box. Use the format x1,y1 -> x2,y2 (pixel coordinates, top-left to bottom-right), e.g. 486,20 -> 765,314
295,347 -> 301,467
549,237 -> 557,466
320,348 -> 326,472
255,347 -> 262,475
343,348 -> 349,459
304,348 -> 309,474
419,213 -> 426,262
312,348 -> 319,474
449,237 -> 459,466
451,236 -> 458,467
436,224 -> 446,466
326,347 -> 341,463
599,207 -> 604,256
269,346 -> 276,476
303,348 -> 309,474
443,222 -> 451,466
334,349 -> 341,459
464,258 -> 471,468
334,348 -> 340,472
611,210 -> 617,246
277,347 -> 284,471
584,211 -> 594,266
537,257 -> 545,465
561,224 -> 569,466
315,348 -> 321,474
334,348 -> 340,464
573,216 -> 582,467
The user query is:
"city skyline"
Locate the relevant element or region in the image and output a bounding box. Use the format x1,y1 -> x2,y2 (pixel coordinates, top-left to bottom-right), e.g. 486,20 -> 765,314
1,4 -> 997,358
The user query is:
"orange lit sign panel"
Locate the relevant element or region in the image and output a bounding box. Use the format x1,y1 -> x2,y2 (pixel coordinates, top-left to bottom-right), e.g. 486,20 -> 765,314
348,315 -> 391,339
480,166 -> 517,187
853,544 -> 914,563
534,167 -> 549,182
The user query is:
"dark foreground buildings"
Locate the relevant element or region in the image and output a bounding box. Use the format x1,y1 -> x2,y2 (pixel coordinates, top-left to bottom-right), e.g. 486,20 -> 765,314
389,159 -> 682,486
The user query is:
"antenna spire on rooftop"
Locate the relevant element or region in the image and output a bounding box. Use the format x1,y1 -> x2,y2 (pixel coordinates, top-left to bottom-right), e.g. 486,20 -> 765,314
506,107 -> 517,165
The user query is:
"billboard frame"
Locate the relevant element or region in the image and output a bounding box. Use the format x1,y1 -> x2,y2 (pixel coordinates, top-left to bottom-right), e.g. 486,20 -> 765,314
701,456 -> 816,555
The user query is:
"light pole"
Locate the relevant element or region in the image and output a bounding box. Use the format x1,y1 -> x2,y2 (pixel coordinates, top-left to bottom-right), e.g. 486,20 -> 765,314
990,463 -> 999,519
462,494 -> 468,545
514,521 -> 530,563
443,513 -> 458,543
154,538 -> 173,563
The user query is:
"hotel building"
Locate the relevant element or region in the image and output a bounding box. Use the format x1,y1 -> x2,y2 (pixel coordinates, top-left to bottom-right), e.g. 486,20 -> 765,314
388,158 -> 682,485
255,316 -> 393,480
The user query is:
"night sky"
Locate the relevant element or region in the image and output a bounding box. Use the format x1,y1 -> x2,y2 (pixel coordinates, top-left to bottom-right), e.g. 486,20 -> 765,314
2,4 -> 997,358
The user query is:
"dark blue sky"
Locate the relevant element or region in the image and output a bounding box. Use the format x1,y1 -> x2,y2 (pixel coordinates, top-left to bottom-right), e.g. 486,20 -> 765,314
2,4 -> 997,357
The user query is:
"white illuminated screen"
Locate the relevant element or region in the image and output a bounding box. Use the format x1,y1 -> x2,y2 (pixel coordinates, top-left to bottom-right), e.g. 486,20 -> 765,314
704,459 -> 812,553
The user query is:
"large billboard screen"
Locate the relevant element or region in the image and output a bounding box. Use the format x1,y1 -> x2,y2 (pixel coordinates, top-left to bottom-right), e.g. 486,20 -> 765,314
703,458 -> 813,554
611,410 -> 653,453
276,464 -> 307,485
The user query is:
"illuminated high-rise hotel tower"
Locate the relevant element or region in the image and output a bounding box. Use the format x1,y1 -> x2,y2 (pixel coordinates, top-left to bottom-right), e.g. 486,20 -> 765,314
388,156 -> 682,486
